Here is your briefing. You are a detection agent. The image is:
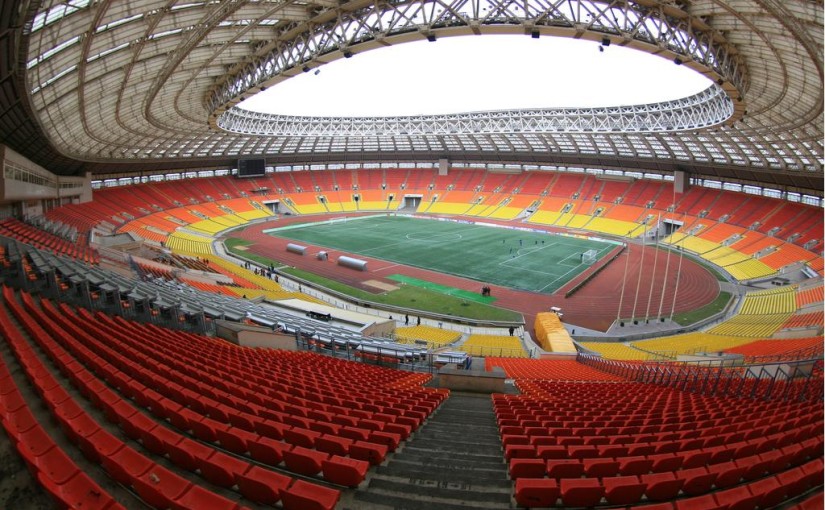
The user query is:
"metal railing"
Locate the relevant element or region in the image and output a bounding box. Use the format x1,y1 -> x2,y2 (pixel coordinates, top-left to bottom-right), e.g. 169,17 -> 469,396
578,353 -> 824,403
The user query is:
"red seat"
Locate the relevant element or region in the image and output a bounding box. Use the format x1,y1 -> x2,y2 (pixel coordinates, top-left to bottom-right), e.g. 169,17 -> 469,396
561,478 -> 605,507
509,458 -> 546,479
736,454 -> 772,481
279,479 -> 340,510
316,435 -> 353,456
714,485 -> 760,510
254,418 -> 288,440
100,446 -> 153,486
165,437 -> 213,472
619,456 -> 653,476
748,475 -> 787,509
132,465 -> 192,509
21,446 -> 79,485
367,430 -> 400,450
197,450 -> 251,488
642,472 -> 684,501
602,475 -> 646,505
236,465 -> 292,504
546,459 -> 585,479
76,427 -> 124,464
188,416 -> 228,443
283,445 -> 330,476
708,461 -> 746,488
649,453 -> 683,473
171,484 -> 242,510
15,425 -> 56,458
681,450 -> 711,469
349,441 -> 387,466
568,445 -> 598,459
36,470 -> 119,510
536,445 -> 567,460
322,455 -> 369,487
583,458 -> 620,477
139,424 -> 181,456
706,445 -> 736,464
514,478 -> 559,508
505,444 -> 536,460
674,494 -> 726,510
216,427 -> 259,455
283,427 -> 322,449
677,466 -> 717,496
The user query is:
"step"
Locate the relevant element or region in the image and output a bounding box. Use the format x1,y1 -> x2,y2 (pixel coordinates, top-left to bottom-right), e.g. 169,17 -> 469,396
368,477 -> 511,502
387,455 -> 506,473
354,489 -> 512,510
400,448 -> 505,465
375,464 -> 511,485
403,437 -> 502,452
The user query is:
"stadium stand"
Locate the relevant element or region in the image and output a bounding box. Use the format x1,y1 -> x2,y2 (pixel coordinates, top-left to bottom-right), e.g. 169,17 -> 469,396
461,334 -> 528,358
394,326 -> 461,348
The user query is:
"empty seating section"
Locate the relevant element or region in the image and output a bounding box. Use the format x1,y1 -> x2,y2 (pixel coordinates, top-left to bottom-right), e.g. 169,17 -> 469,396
357,190 -> 388,210
724,337 -> 824,360
165,231 -> 214,255
502,376 -> 824,508
199,255 -> 306,302
0,218 -> 98,264
485,359 -> 626,381
423,191 -> 476,215
578,342 -> 656,361
706,287 -> 796,337
0,286 -> 448,508
461,334 -> 528,358
394,326 -> 461,348
796,283 -> 824,308
485,195 -> 534,220
781,311 -> 824,330
0,320 -> 126,509
632,333 -> 758,358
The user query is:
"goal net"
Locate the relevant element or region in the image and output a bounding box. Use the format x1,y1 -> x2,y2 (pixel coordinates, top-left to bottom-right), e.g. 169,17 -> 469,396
581,249 -> 598,265
327,216 -> 348,225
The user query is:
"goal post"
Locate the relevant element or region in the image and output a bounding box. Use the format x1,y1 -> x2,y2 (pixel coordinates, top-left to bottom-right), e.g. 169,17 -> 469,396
581,249 -> 598,265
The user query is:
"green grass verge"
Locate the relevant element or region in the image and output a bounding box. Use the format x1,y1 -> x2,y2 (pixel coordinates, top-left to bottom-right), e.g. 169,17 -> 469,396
671,291 -> 732,326
223,237 -> 522,322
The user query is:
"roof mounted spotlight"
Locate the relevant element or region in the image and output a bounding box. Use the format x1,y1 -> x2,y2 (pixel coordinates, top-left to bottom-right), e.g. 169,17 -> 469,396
343,50 -> 353,58
673,57 -> 683,65
716,78 -> 724,85
601,37 -> 610,46
302,65 -> 310,73
426,33 -> 436,42
531,30 -> 540,39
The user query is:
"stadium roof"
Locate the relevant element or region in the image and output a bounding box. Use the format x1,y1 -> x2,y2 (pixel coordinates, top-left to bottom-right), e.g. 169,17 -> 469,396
0,0 -> 821,195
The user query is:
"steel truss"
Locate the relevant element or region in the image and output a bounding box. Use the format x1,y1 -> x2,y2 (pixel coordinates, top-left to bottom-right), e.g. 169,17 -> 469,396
218,84 -> 733,136
207,0 -> 747,124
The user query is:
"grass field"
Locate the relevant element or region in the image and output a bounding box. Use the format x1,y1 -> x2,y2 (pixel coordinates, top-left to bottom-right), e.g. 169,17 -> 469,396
266,215 -> 618,294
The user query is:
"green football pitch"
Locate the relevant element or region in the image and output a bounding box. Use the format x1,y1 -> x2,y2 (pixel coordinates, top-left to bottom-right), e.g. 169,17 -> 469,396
266,215 -> 618,294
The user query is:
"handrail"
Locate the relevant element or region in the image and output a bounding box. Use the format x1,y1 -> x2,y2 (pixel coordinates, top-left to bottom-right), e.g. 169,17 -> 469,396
577,352 -> 824,402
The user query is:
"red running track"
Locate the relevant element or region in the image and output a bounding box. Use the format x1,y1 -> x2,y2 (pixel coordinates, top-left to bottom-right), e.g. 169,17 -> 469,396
229,214 -> 719,333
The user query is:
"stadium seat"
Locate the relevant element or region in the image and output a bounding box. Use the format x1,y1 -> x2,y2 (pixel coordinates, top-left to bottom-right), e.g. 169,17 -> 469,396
279,479 -> 340,510
321,455 -> 369,487
561,478 -> 605,507
642,472 -> 684,501
602,475 -> 646,505
515,479 -> 559,508
283,445 -> 330,476
509,458 -> 547,479
235,465 -> 292,504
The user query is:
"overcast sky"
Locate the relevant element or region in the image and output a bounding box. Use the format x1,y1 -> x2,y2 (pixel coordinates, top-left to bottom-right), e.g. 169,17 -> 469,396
240,35 -> 711,117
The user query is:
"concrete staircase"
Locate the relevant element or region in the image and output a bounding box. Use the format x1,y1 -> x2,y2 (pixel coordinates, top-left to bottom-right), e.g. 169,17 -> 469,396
347,393 -> 511,509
